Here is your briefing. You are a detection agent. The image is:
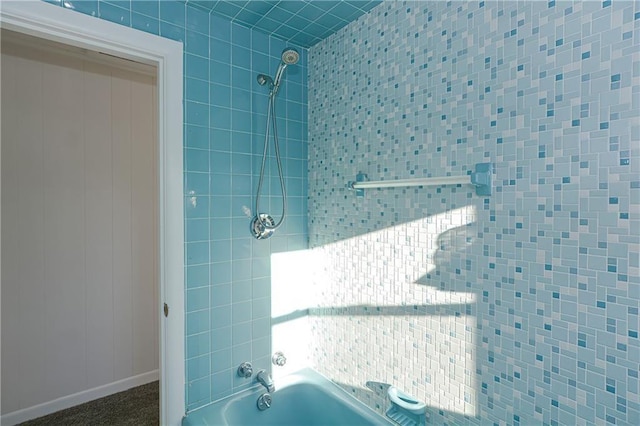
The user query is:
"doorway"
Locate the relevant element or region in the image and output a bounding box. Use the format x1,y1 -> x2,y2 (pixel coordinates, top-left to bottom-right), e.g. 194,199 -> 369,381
1,29 -> 159,423
0,2 -> 184,425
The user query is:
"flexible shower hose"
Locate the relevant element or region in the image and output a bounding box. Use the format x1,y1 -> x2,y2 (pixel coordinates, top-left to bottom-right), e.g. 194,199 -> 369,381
254,89 -> 287,231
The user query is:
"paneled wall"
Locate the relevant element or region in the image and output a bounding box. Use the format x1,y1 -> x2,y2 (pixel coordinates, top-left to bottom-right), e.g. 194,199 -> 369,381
1,34 -> 158,415
307,2 -> 639,425
46,0 -> 309,411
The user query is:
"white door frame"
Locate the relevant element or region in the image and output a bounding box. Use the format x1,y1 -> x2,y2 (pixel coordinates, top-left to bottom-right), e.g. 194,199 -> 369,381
0,2 -> 185,425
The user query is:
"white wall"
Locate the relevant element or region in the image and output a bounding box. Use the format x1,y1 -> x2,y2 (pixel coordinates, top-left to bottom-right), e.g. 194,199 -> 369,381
1,32 -> 158,420
270,249 -> 314,380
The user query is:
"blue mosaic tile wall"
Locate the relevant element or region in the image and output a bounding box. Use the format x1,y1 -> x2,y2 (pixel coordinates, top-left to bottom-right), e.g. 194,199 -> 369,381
307,1 -> 639,425
49,0 -> 308,411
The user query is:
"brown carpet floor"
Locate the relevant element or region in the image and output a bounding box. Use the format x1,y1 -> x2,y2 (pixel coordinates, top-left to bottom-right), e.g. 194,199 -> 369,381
19,381 -> 159,426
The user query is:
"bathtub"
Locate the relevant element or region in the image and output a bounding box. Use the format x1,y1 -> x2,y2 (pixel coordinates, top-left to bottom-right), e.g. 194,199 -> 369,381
182,367 -> 395,425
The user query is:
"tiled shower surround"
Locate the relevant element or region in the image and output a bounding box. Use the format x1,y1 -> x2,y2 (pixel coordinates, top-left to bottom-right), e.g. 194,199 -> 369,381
307,2 -> 639,425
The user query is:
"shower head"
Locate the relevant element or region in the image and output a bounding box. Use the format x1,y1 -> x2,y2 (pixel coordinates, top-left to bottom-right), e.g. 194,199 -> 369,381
281,48 -> 300,65
272,47 -> 300,91
258,47 -> 300,94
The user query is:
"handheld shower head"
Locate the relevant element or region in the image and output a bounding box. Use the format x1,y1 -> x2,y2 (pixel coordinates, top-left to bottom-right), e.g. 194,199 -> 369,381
253,49 -> 299,239
281,48 -> 299,65
257,47 -> 300,95
272,47 -> 300,91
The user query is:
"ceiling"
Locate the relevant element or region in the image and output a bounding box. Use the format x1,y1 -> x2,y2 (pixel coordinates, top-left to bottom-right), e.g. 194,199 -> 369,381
185,1 -> 381,48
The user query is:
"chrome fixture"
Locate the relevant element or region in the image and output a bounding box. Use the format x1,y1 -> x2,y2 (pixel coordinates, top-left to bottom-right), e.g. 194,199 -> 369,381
256,369 -> 275,392
256,48 -> 300,96
256,74 -> 273,87
257,393 -> 272,411
348,162 -> 493,197
237,362 -> 253,378
250,213 -> 275,240
272,48 -> 299,94
272,351 -> 287,367
252,47 -> 300,240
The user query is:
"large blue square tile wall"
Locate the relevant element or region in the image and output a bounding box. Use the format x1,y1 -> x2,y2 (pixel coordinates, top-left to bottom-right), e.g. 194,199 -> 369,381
307,2 -> 638,425
54,0 -> 308,411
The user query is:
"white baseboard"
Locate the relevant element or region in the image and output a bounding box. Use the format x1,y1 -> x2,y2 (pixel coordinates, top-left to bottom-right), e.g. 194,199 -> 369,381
1,370 -> 159,426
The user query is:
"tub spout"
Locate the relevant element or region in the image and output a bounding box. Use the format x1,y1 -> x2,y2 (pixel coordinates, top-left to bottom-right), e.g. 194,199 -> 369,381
257,370 -> 275,392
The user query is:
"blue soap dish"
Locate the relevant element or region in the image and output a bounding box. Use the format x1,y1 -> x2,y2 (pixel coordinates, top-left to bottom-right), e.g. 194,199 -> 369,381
385,387 -> 427,426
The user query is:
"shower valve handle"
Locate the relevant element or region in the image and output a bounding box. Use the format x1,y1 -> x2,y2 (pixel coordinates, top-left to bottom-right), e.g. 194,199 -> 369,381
237,362 -> 253,378
272,351 -> 287,367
